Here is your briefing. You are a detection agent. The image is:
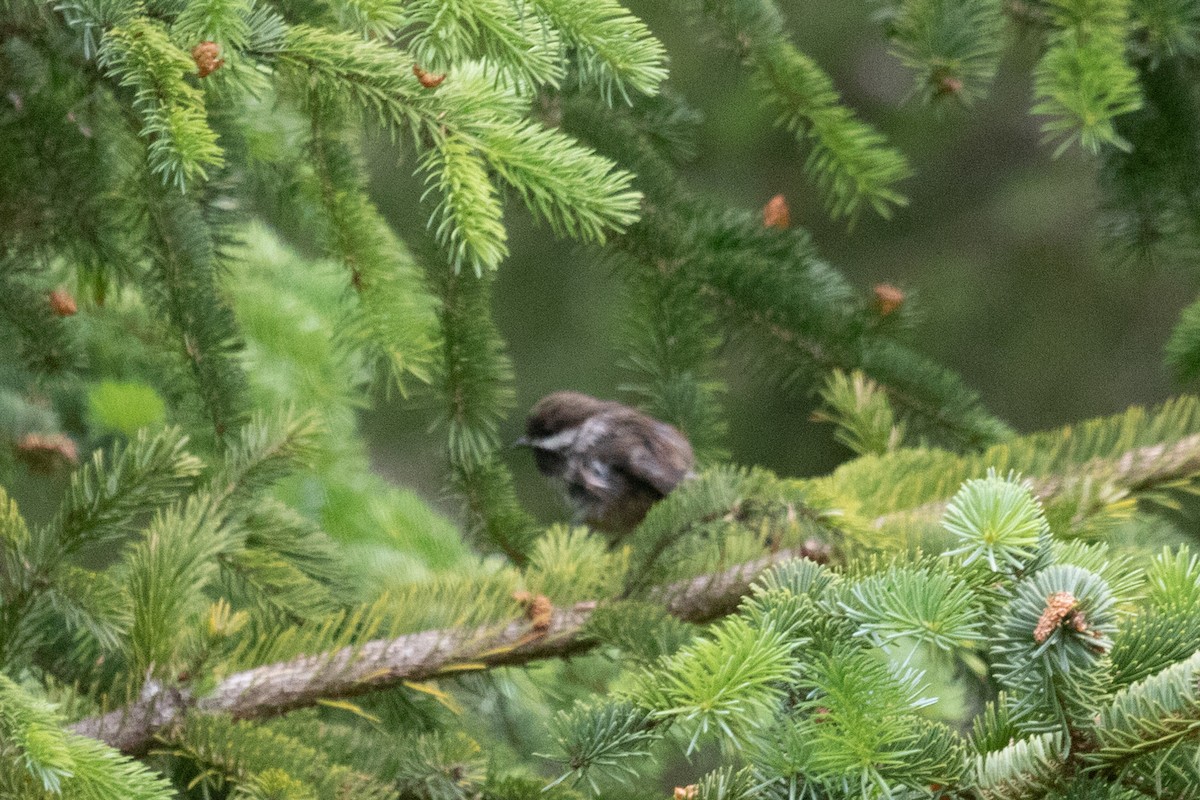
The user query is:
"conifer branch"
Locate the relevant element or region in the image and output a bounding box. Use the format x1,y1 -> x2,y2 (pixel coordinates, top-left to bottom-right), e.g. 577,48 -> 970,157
872,0 -> 1005,106
303,95 -> 439,393
142,189 -> 248,440
686,0 -> 912,221
875,429 -> 1200,528
436,267 -> 540,561
560,93 -> 1010,451
70,544 -> 817,754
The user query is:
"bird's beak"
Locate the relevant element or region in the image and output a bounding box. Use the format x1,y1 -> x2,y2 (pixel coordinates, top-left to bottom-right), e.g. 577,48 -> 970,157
512,435 -> 531,448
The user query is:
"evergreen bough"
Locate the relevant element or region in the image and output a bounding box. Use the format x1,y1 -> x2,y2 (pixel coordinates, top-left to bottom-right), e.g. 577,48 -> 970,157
2,0 -> 1200,797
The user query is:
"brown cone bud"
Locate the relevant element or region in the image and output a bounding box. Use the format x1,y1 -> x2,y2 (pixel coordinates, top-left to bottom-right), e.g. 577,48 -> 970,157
15,433 -> 79,474
873,283 -> 905,316
1034,591 -> 1078,643
192,41 -> 225,78
49,288 -> 77,317
762,193 -> 791,230
673,786 -> 697,800
413,65 -> 446,89
514,591 -> 553,632
935,74 -> 964,97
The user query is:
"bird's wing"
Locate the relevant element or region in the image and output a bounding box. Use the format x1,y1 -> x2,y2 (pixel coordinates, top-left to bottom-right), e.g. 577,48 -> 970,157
584,412 -> 694,497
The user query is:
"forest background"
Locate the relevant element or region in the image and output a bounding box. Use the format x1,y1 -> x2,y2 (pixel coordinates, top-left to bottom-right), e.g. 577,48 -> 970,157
360,0 -> 1195,520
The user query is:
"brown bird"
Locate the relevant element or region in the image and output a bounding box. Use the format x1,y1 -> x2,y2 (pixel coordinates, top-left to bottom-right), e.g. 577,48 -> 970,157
516,391 -> 695,537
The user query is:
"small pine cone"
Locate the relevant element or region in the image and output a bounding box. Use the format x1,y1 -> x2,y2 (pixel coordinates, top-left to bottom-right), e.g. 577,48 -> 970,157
413,65 -> 446,88
873,283 -> 905,316
49,288 -> 77,317
1034,591 -> 1078,643
673,786 -> 697,800
762,193 -> 791,230
192,41 -> 225,78
15,432 -> 79,474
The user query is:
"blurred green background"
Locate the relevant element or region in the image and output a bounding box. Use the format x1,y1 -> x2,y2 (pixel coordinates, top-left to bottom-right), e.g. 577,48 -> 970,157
360,1 -> 1196,526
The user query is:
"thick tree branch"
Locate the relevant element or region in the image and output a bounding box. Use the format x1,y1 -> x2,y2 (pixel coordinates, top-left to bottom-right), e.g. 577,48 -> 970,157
71,546 -> 812,754
874,432 -> 1200,528
73,433 -> 1200,755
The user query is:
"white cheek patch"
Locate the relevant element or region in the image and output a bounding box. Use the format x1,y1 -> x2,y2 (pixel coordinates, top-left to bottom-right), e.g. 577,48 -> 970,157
530,427 -> 580,452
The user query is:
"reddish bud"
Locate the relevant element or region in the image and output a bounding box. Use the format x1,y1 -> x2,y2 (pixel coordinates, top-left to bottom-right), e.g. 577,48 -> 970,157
935,74 -> 964,97
413,65 -> 446,89
873,283 -> 905,317
762,193 -> 791,230
49,288 -> 77,317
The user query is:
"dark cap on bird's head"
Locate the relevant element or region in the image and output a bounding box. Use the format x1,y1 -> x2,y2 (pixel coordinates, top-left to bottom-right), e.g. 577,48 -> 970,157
522,391 -> 619,441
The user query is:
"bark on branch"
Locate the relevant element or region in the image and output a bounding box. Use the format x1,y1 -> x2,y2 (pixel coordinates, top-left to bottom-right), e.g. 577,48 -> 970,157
71,546 -> 811,754
873,432 -> 1200,528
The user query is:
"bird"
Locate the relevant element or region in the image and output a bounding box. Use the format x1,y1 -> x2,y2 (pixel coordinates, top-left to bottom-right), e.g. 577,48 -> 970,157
515,391 -> 695,537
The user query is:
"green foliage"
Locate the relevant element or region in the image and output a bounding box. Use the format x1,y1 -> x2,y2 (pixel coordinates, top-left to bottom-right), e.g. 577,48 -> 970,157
523,526 -> 627,605
97,17 -> 224,188
0,262 -> 81,376
973,731 -> 1064,799
44,425 -> 201,558
141,189 -> 249,440
548,702 -> 658,791
584,601 -> 698,663
617,253 -> 729,463
86,381 -> 168,437
813,395 -> 1200,521
167,714 -> 396,800
992,564 -> 1119,731
301,103 -> 439,395
1090,650 -> 1200,769
874,0 -> 1005,105
1032,0 -> 1144,154
814,369 -> 906,456
1132,0 -> 1200,56
556,82 -> 1009,450
686,0 -> 913,221
531,0 -> 668,101
436,267 -> 539,561
840,562 -> 985,650
688,767 -> 756,800
1110,546 -> 1200,686
0,675 -> 172,799
553,475 -> 1200,797
391,731 -> 486,800
635,613 -> 799,750
621,465 -> 826,594
1167,294 -> 1200,383
562,90 -> 1011,449
1097,57 -> 1200,270
942,469 -> 1049,572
